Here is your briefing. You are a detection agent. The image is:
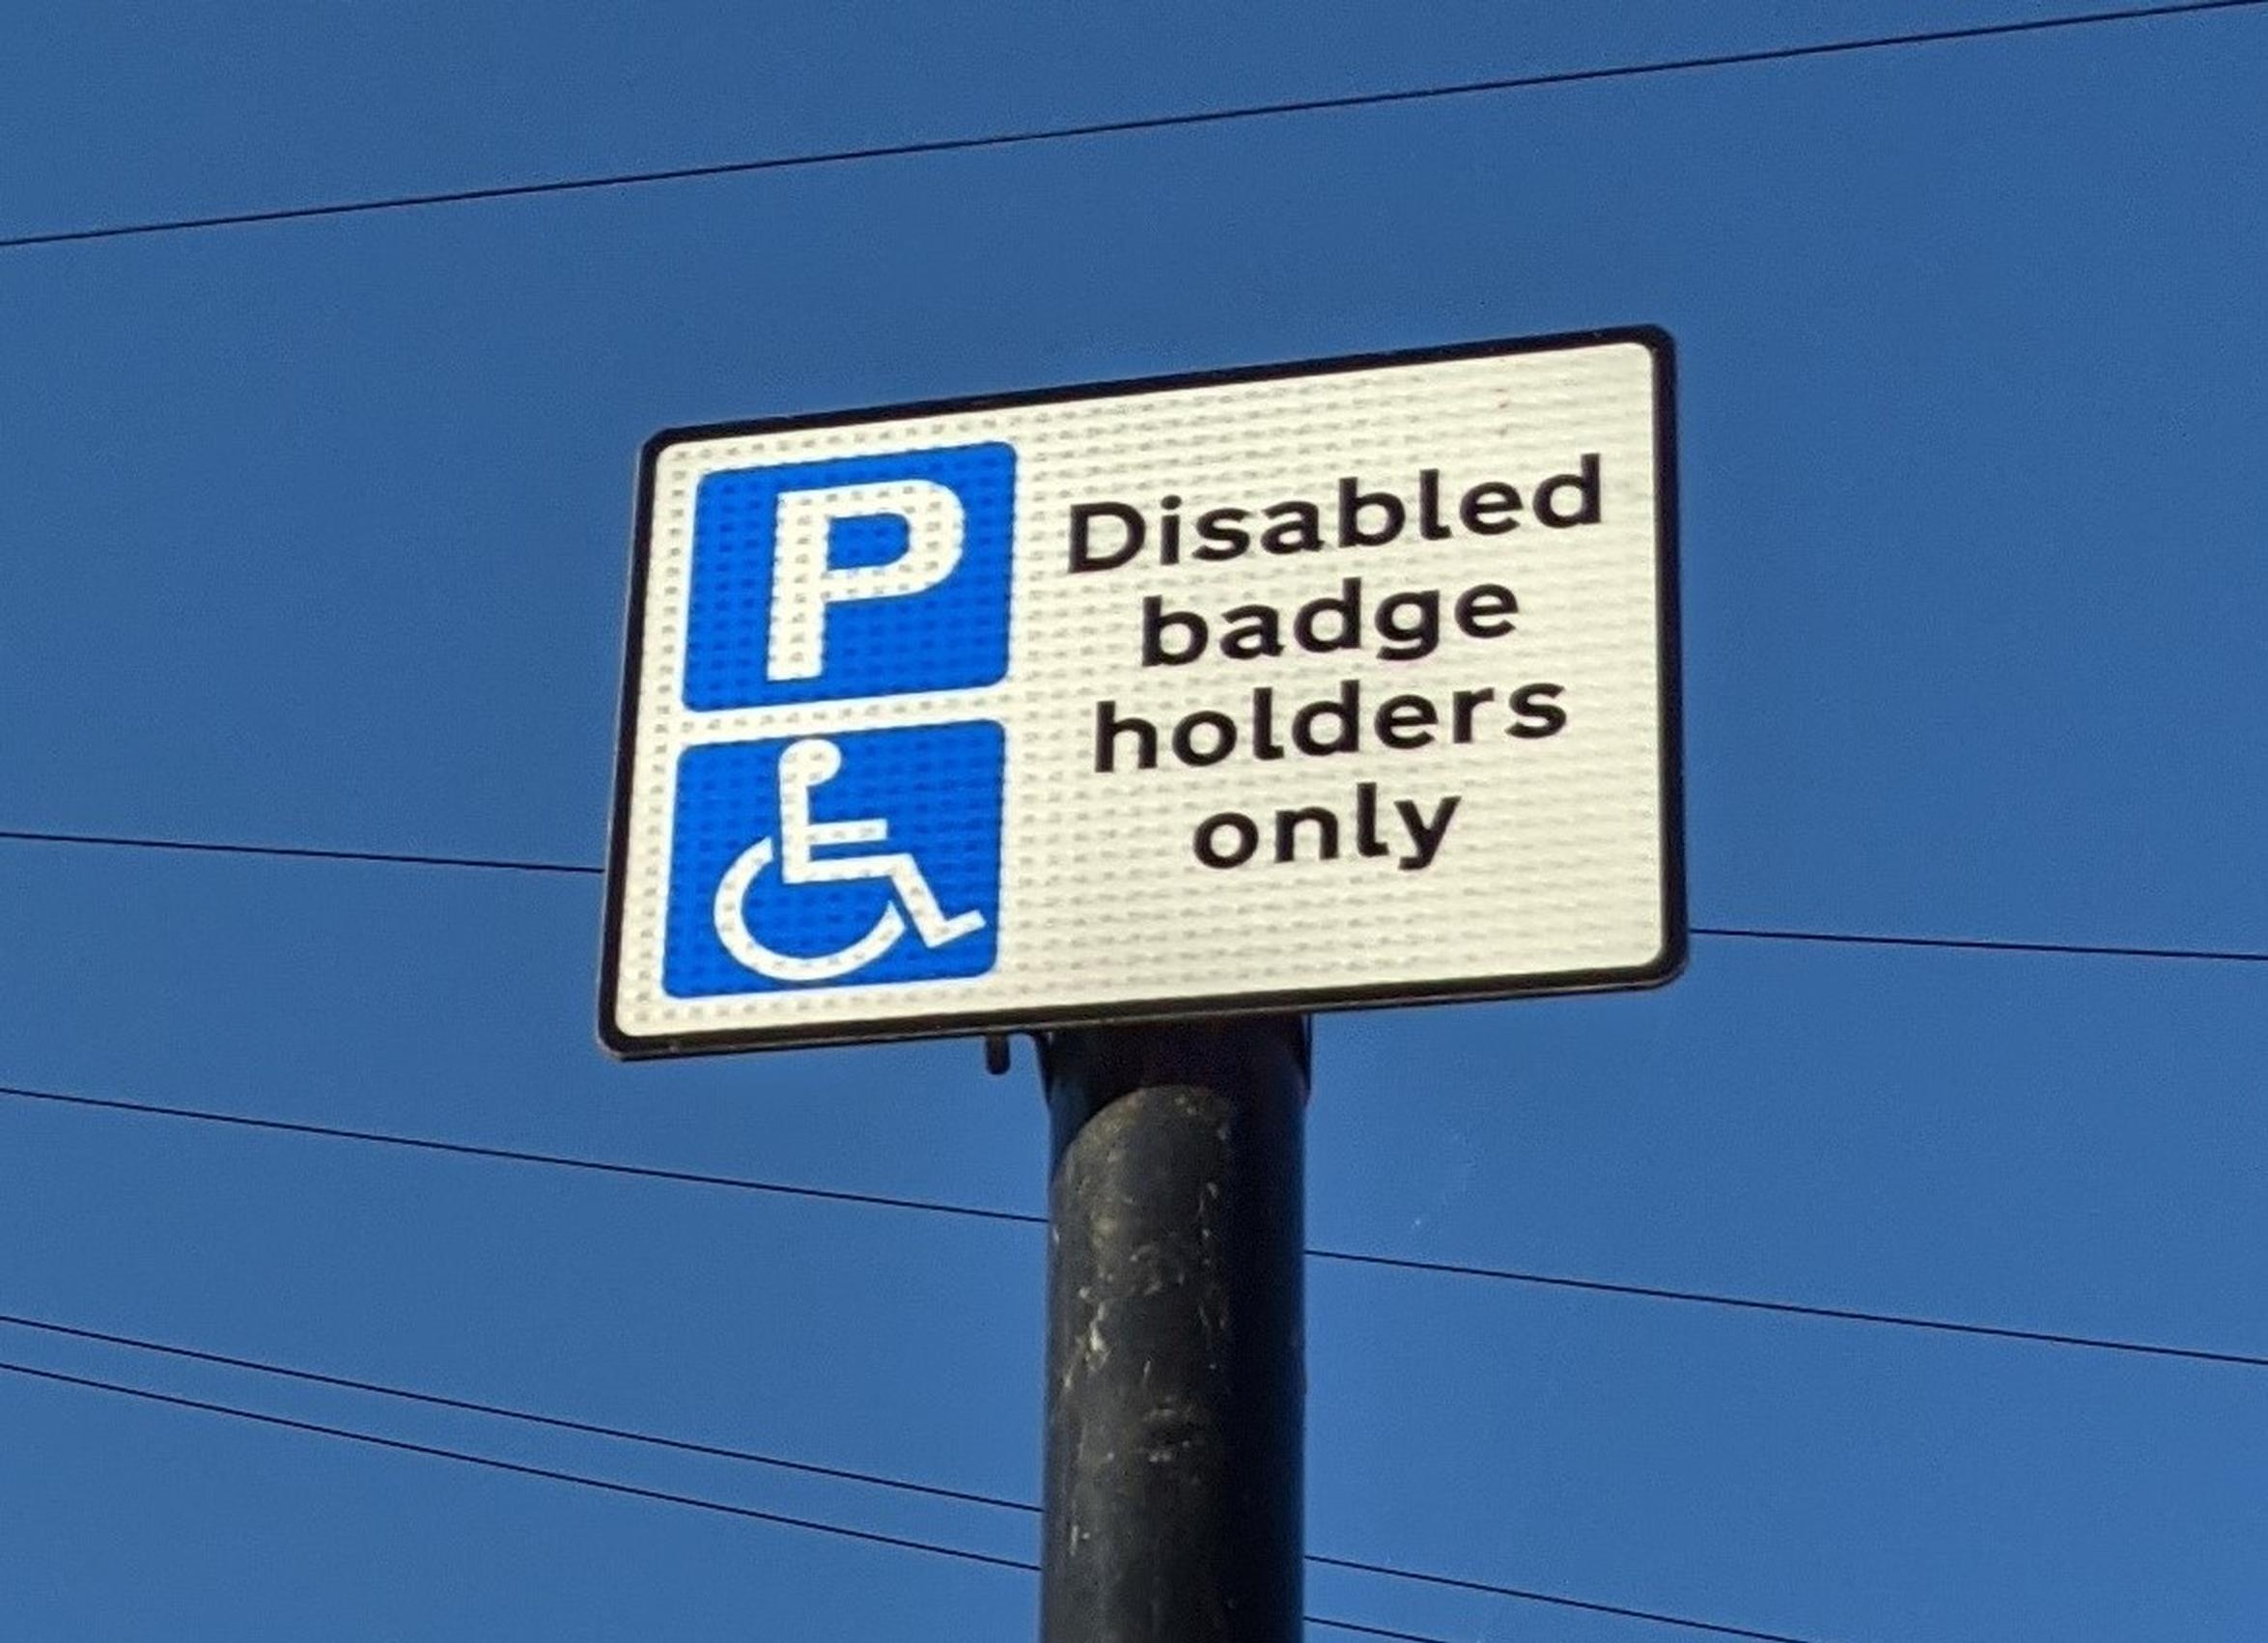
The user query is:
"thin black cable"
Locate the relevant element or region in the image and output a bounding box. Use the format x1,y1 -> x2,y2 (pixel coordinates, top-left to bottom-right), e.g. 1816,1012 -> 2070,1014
0,1310 -> 1030,1517
1,0 -> 2258,254
8,824 -> 2267,968
0,1357 -> 1031,1573
0,1081 -> 1043,1227
1307,1553 -> 1824,1643
0,827 -> 594,877
0,1305 -> 1841,1637
6,1079 -> 2261,1372
1693,924 -> 2268,966
0,1356 -> 1794,1643
1309,1247 -> 2268,1369
1307,1621 -> 1461,1643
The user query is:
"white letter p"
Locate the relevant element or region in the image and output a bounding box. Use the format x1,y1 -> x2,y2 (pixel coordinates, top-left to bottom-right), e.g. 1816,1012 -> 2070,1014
767,479 -> 966,682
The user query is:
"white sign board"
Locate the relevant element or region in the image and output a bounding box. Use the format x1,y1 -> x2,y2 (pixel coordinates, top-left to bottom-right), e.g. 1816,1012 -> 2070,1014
601,329 -> 1683,1056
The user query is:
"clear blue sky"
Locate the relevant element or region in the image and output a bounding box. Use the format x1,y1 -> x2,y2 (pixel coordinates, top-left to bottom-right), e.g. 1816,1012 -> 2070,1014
3,5 -> 2265,1640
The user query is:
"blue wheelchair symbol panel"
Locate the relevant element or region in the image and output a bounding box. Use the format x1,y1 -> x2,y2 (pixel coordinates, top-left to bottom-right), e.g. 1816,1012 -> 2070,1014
664,722 -> 1005,997
684,443 -> 1015,710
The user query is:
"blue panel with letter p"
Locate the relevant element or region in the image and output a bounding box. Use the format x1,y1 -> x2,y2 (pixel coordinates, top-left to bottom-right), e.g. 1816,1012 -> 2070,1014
684,443 -> 1015,709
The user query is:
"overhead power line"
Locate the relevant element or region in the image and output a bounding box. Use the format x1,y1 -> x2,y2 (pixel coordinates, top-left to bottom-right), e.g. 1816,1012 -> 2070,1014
8,827 -> 2267,968
0,1081 -> 1040,1226
0,1 -> 2257,255
0,1308 -> 1030,1517
5,1080 -> 2261,1372
1306,1553 -> 1822,1643
1308,1622 -> 1464,1643
1306,1247 -> 2268,1369
1691,925 -> 2268,967
0,1358 -> 1029,1569
0,827 -> 595,877
0,1353 -> 1834,1643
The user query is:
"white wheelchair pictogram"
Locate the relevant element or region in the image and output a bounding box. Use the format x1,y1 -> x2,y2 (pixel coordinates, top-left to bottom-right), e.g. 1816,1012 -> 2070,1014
711,737 -> 988,984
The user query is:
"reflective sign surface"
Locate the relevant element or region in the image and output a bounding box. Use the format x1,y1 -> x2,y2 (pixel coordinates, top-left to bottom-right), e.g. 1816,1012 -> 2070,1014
602,328 -> 1683,1054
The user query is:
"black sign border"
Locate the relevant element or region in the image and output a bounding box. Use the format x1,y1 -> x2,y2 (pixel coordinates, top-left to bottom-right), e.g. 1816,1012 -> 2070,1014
600,324 -> 1685,1060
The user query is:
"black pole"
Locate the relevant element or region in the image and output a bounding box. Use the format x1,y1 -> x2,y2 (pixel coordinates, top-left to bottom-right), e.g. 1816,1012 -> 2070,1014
1039,1016 -> 1308,1643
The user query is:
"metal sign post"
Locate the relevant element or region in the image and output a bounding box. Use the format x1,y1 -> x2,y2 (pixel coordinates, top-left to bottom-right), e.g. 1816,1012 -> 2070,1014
599,327 -> 1684,1643
1040,1017 -> 1307,1643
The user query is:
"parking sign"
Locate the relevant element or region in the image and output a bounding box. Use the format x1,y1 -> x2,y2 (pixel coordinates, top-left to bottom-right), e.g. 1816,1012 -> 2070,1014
602,328 -> 1683,1056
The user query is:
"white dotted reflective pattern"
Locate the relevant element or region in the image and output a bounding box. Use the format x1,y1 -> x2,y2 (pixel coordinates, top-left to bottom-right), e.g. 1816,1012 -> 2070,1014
605,333 -> 1679,1053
